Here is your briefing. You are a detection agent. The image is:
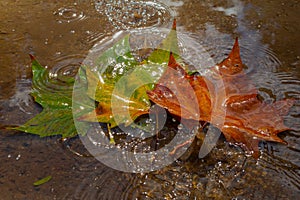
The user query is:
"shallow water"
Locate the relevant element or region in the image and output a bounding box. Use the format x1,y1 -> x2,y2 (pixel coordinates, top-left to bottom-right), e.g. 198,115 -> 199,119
0,0 -> 299,199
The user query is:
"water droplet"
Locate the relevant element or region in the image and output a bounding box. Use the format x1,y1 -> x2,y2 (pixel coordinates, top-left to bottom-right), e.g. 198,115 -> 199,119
163,91 -> 173,98
151,71 -> 157,76
178,124 -> 183,130
53,6 -> 85,23
16,154 -> 21,160
114,44 -> 126,56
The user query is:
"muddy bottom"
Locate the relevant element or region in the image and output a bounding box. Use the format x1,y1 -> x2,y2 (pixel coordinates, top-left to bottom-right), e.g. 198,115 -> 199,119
0,0 -> 299,199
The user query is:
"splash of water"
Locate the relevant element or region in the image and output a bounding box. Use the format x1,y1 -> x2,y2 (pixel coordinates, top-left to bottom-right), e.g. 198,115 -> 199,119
53,5 -> 86,24
95,0 -> 174,29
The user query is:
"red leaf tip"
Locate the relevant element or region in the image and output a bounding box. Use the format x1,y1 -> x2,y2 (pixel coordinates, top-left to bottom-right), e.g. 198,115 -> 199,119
29,54 -> 35,61
231,37 -> 240,57
234,37 -> 239,45
172,19 -> 177,31
168,52 -> 176,66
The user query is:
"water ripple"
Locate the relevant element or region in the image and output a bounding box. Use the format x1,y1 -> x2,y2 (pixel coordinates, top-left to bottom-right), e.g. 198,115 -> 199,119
32,54 -> 85,104
178,31 -> 282,74
72,167 -> 131,200
50,54 -> 85,82
85,31 -> 107,45
95,0 -> 174,29
259,153 -> 300,190
53,6 -> 86,24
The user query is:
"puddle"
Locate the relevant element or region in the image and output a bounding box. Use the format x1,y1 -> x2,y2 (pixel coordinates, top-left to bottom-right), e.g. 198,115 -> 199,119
0,0 -> 299,199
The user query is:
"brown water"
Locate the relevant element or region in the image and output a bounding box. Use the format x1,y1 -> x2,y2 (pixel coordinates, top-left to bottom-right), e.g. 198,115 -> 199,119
0,0 -> 299,199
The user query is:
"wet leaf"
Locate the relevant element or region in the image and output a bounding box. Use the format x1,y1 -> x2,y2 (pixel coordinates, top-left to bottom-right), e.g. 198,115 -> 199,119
210,38 -> 294,157
16,108 -> 77,138
147,38 -> 294,158
13,56 -> 91,138
33,175 -> 52,186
